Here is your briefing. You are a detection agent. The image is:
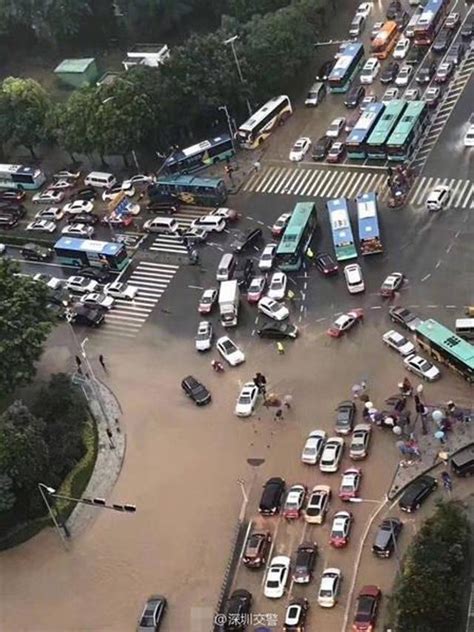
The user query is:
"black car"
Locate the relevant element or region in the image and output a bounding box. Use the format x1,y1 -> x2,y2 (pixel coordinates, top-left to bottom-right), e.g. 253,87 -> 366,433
461,17 -> 474,38
398,475 -> 437,512
147,200 -> 179,214
316,59 -> 335,81
137,594 -> 167,631
293,543 -> 317,584
416,61 -> 436,84
386,0 -> 401,20
47,301 -> 67,320
284,598 -> 309,632
0,203 -> 26,218
66,304 -> 104,327
74,212 -> 99,225
234,258 -> 254,289
21,243 -> 53,261
259,477 -> 285,515
223,590 -> 252,631
79,267 -> 113,283
181,375 -> 211,406
315,252 -> 338,275
432,27 -> 453,53
0,212 -> 18,228
389,306 -> 423,331
230,228 -> 262,253
0,189 -> 25,202
257,322 -> 298,339
47,287 -> 70,307
380,62 -> 400,84
405,45 -> 427,66
372,518 -> 403,558
335,400 -> 356,435
344,85 -> 365,108
446,42 -> 465,66
74,187 -> 97,201
312,136 -> 332,161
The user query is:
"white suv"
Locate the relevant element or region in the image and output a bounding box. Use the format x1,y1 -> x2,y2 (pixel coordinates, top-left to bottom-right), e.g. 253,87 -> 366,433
344,264 -> 365,294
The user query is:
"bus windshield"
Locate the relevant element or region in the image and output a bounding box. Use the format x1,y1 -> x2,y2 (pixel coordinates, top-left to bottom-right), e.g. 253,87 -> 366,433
163,134 -> 235,175
54,237 -> 129,270
327,198 -> 357,261
237,96 -> 292,149
275,202 -> 317,271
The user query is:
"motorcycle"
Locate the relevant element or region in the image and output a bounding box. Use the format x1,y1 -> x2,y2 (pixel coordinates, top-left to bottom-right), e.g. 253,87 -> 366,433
211,360 -> 225,373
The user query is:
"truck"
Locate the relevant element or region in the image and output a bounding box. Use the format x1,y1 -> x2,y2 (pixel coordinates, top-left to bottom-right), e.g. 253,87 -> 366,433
219,279 -> 240,327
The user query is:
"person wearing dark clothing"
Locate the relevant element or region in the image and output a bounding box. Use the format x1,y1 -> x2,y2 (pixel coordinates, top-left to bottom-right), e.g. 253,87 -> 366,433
254,373 -> 267,395
99,354 -> 106,371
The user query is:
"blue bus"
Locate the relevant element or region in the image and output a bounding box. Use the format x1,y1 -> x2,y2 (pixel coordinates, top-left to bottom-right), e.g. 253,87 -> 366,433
326,198 -> 357,261
346,103 -> 385,159
150,174 -> 227,206
328,43 -> 365,93
275,202 -> 317,271
356,192 -> 383,255
163,134 -> 235,175
54,237 -> 129,270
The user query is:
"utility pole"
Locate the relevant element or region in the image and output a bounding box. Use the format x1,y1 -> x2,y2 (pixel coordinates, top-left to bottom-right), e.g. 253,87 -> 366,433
223,35 -> 253,117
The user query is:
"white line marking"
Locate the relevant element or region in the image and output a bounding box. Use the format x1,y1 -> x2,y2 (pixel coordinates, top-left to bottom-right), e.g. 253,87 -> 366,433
421,273 -> 431,282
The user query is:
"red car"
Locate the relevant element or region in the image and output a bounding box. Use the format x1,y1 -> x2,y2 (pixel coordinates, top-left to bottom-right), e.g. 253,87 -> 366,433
282,484 -> 307,520
102,214 -> 134,227
315,252 -> 338,275
327,141 -> 346,163
329,510 -> 353,548
198,288 -> 218,314
352,585 -> 381,632
339,468 -> 362,501
247,276 -> 266,303
327,309 -> 363,338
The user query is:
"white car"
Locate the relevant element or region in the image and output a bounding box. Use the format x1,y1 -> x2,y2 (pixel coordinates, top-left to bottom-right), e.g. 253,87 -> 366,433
258,297 -> 289,321
304,484 -> 331,524
393,36 -> 410,59
344,264 -> 365,294
289,137 -> 311,161
103,281 -> 139,300
61,223 -> 94,237
267,271 -> 287,300
382,330 -> 415,356
65,276 -> 99,294
35,207 -> 64,221
79,292 -> 115,310
33,273 -> 63,290
258,243 -> 277,271
319,437 -> 344,473
32,190 -> 65,204
395,65 -> 413,87
63,200 -> 94,215
426,184 -> 451,211
355,1 -> 372,19
404,354 -> 440,381
53,169 -> 81,180
339,468 -> 362,501
301,429 -> 327,465
318,568 -> 342,608
216,336 -> 245,366
330,511 -> 353,547
405,88 -> 421,102
102,185 -> 135,202
212,207 -> 238,221
26,219 -> 56,233
326,117 -> 346,138
121,174 -> 155,188
235,382 -> 259,417
360,57 -> 380,84
382,87 -> 400,104
48,179 -> 73,191
264,556 -> 290,599
350,423 -> 371,460
271,212 -> 292,237
464,123 -> 474,147
195,321 -> 213,352
360,94 -> 377,111
190,216 -> 226,232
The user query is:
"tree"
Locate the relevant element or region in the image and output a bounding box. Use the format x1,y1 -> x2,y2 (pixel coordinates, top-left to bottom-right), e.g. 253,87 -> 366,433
0,90 -> 13,159
227,0 -> 290,22
0,402 -> 49,491
2,77 -> 51,157
0,258 -> 54,393
0,474 -> 16,512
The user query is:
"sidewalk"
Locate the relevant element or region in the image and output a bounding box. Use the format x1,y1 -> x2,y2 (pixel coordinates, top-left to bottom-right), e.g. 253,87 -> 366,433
204,148 -> 265,195
66,374 -> 126,536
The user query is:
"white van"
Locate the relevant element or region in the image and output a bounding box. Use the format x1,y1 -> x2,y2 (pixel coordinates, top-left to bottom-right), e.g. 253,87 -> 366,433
190,215 -> 226,233
216,253 -> 236,282
143,217 -> 179,234
344,263 -> 365,294
84,172 -> 117,189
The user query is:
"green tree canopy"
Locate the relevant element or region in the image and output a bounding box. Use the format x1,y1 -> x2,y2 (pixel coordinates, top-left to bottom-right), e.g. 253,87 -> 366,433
0,259 -> 54,393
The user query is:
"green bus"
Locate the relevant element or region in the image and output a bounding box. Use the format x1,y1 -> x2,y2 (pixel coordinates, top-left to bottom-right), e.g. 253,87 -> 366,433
386,101 -> 429,162
366,100 -> 407,160
415,319 -> 474,383
275,202 -> 317,271
150,174 -> 227,206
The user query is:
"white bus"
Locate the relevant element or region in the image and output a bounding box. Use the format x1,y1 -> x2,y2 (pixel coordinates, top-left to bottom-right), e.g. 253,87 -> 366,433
236,95 -> 292,149
0,164 -> 46,190
455,319 -> 474,341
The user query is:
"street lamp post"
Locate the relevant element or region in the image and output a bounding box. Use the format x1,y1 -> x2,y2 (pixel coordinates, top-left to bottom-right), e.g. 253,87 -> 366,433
38,483 -> 70,550
223,35 -> 253,117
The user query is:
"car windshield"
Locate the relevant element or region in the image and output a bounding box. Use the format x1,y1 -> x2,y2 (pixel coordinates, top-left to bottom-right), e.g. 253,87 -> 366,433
250,281 -> 262,291
332,529 -> 344,538
271,280 -> 283,289
320,589 -> 332,597
239,395 -> 251,404
196,332 -> 209,340
222,340 -> 237,353
341,483 -> 353,492
267,580 -> 280,588
418,360 -> 431,371
304,446 -> 316,455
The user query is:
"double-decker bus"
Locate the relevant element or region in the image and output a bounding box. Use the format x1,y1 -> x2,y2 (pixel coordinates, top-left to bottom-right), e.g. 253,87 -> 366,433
328,43 -> 365,93
163,134 -> 235,175
356,192 -> 383,255
326,198 -> 357,261
366,100 -> 407,160
54,237 -> 130,270
386,101 -> 428,161
236,95 -> 292,149
371,21 -> 399,59
274,202 -> 317,271
346,103 -> 385,159
0,164 -> 46,190
414,0 -> 449,46
415,319 -> 474,383
150,174 -> 227,206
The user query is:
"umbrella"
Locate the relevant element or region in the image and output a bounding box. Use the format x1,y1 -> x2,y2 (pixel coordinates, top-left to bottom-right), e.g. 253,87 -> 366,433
365,401 -> 374,409
434,430 -> 445,440
352,384 -> 362,396
393,425 -> 402,435
432,410 -> 444,424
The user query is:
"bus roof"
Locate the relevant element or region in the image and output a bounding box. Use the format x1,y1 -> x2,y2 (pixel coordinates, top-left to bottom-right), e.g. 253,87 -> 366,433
54,237 -> 123,255
347,103 -> 385,143
156,174 -> 224,187
386,100 -> 426,146
416,319 -> 474,368
329,43 -> 364,81
367,100 -> 406,145
0,163 -> 42,176
417,0 -> 444,27
356,192 -> 378,218
238,96 -> 289,133
164,134 -> 231,167
373,20 -> 397,45
327,198 -> 350,230
277,202 -> 316,255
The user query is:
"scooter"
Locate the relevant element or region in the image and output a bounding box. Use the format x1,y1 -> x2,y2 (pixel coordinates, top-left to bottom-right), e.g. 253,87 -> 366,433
211,360 -> 225,373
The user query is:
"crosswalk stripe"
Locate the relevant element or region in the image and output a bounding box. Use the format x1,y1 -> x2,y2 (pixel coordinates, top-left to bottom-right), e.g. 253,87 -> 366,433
319,171 -> 340,197
304,169 -> 325,195
354,173 -> 373,199
274,168 -> 294,193
411,177 -> 430,205
136,262 -> 179,269
453,180 -> 471,207
346,173 -> 365,199
255,167 -> 276,192
465,184 -> 474,208
282,169 -> 304,193
293,169 -> 313,195
332,171 -> 352,198
315,170 -> 335,195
